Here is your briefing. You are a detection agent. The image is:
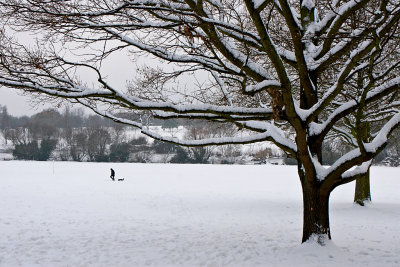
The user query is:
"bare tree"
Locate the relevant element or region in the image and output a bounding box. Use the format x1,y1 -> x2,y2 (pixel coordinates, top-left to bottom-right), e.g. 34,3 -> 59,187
87,126 -> 111,162
70,130 -> 88,162
0,0 -> 400,245
6,127 -> 30,145
184,123 -> 213,163
27,109 -> 61,140
0,106 -> 11,144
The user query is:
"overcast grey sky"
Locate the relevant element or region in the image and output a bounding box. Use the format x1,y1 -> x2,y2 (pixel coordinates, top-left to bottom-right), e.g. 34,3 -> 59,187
0,88 -> 51,116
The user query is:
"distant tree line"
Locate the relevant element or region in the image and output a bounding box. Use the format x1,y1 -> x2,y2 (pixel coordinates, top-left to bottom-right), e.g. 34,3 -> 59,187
1,105 -> 398,165
0,105 -> 250,163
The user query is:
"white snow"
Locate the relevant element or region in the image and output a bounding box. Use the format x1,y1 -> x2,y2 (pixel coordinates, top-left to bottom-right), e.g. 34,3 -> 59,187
301,0 -> 314,10
252,0 -> 269,10
245,80 -> 281,93
1,161 -> 400,266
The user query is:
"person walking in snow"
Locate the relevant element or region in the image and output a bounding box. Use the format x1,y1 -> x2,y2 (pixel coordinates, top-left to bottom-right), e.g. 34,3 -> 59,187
110,168 -> 115,181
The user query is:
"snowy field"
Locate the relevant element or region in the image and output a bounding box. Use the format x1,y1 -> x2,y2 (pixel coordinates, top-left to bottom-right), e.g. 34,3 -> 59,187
0,161 -> 399,267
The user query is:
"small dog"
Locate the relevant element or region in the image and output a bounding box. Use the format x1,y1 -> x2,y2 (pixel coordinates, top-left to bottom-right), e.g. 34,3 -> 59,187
118,178 -> 125,181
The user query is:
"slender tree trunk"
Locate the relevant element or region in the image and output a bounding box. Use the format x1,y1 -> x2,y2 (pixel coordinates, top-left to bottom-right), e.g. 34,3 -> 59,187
301,182 -> 331,245
354,121 -> 372,206
354,168 -> 371,206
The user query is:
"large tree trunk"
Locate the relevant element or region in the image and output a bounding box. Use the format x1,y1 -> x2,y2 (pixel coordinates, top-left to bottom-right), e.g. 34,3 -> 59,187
301,182 -> 331,245
354,168 -> 371,206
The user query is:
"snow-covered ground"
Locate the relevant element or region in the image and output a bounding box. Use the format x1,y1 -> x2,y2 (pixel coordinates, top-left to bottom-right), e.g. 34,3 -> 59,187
0,161 -> 399,266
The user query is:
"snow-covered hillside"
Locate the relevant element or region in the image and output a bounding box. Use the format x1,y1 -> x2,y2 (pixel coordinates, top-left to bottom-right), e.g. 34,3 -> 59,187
0,161 -> 399,266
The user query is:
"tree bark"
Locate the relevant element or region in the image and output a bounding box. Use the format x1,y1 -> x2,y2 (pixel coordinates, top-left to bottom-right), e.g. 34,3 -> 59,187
301,182 -> 331,245
354,168 -> 371,206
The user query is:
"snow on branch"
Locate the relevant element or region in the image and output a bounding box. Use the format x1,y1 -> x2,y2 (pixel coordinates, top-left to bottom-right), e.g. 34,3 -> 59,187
364,112 -> 400,154
219,38 -> 274,79
341,160 -> 372,180
313,0 -> 374,61
210,71 -> 233,106
319,113 -> 400,182
142,129 -> 274,147
244,121 -> 297,153
252,0 -> 269,10
105,29 -> 240,74
0,77 -> 111,98
245,80 -> 281,93
307,77 -> 400,137
85,104 -> 284,147
301,0 -> 314,10
126,0 -> 190,10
